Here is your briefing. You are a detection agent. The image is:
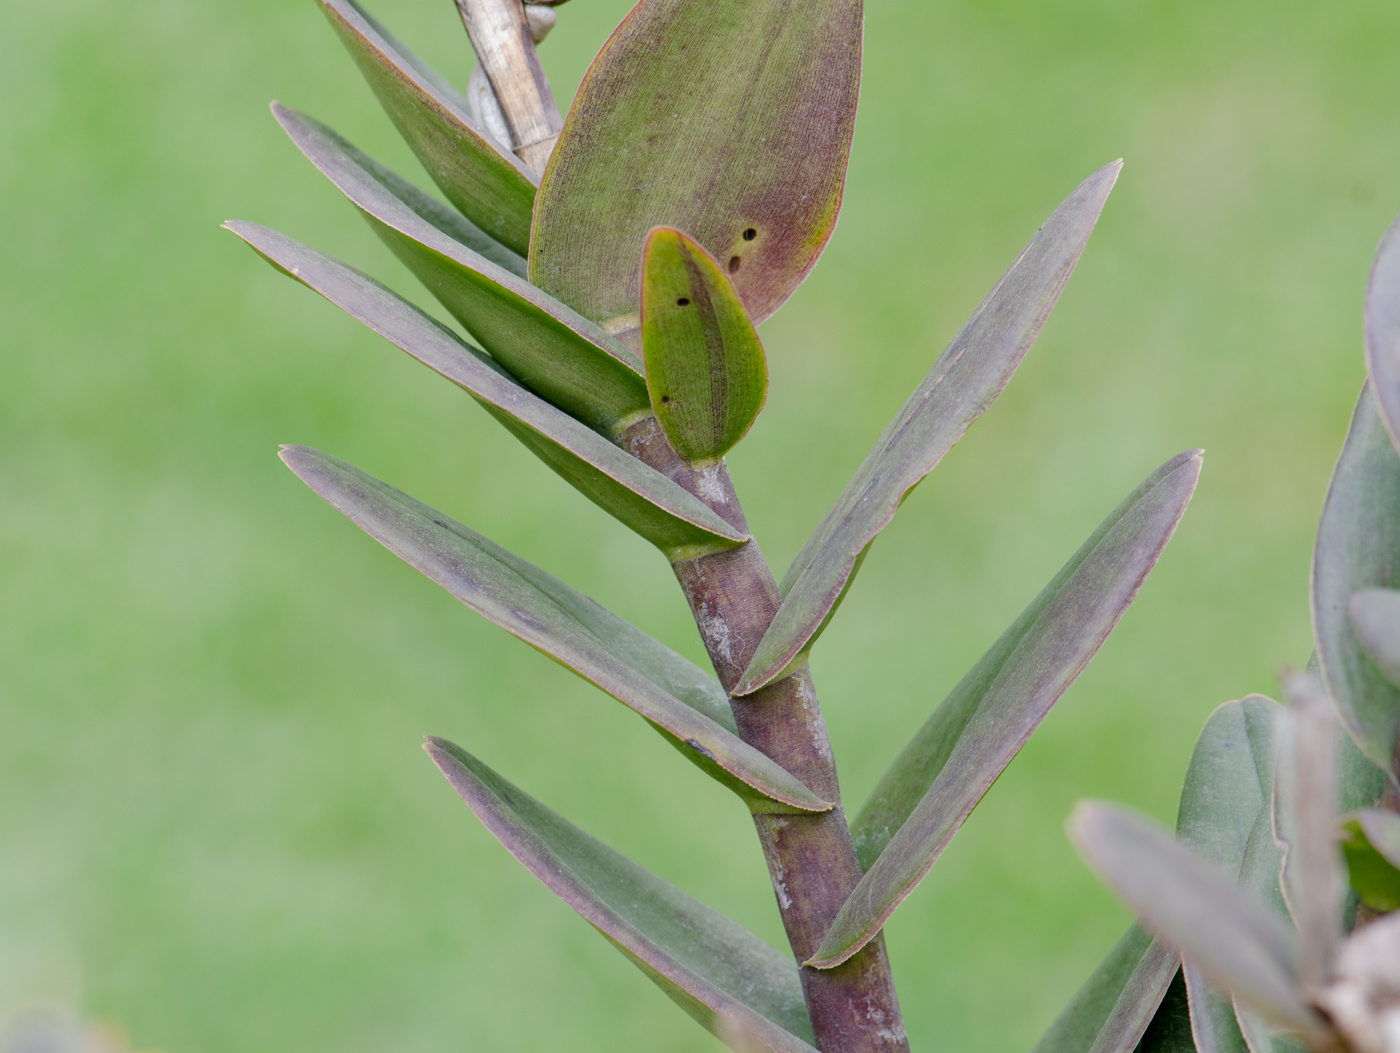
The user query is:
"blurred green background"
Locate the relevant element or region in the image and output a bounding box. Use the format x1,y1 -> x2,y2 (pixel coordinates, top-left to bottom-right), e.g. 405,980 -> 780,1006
1,0 -> 1397,1050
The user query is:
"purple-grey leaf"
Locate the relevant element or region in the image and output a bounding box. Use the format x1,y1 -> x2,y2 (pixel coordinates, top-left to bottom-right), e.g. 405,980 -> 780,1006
1357,808 -> 1400,871
426,739 -> 818,1052
1312,385 -> 1400,775
736,162 -> 1123,695
225,221 -> 745,557
1067,802 -> 1319,1036
283,448 -> 829,815
529,0 -> 863,346
319,0 -> 537,255
1349,588 -> 1400,692
273,103 -> 651,435
818,450 -> 1199,967
1365,212 -> 1400,454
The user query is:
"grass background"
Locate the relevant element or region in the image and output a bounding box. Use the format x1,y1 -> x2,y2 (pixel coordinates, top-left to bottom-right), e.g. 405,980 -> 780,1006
2,0 -> 1397,1050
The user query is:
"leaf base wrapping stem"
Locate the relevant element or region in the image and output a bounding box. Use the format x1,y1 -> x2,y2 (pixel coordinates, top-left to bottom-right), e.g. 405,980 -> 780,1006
624,416 -> 909,1053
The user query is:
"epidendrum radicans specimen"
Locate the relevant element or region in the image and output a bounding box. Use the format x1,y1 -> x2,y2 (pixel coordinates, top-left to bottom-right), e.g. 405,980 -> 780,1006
227,1 -> 1204,1050
1037,223 -> 1400,1053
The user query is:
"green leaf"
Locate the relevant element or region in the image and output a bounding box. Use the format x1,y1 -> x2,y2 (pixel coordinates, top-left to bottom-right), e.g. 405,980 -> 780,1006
1030,925 -> 1180,1053
1349,588 -> 1400,690
273,103 -> 652,436
225,221 -> 746,559
426,739 -> 818,1053
283,448 -> 830,815
1364,212 -> 1400,452
735,162 -> 1123,694
1232,1005 -> 1309,1053
319,0 -> 537,256
529,0 -> 863,344
1066,802 -> 1319,1036
1341,810 -> 1400,912
641,228 -> 769,466
1136,970 -> 1198,1053
1312,385 -> 1400,775
817,450 -> 1200,965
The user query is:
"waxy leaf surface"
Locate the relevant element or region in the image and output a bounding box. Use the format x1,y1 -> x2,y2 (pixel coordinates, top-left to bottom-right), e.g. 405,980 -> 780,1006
529,0 -> 863,341
320,0 -> 537,255
1312,386 -> 1400,775
1341,811 -> 1400,912
642,228 -> 768,465
1349,588 -> 1400,690
274,104 -> 651,434
1138,971 -> 1199,1053
817,449 -> 1199,966
227,222 -> 744,558
427,739 -> 818,1053
1365,213 -> 1400,452
283,448 -> 828,815
1068,802 -> 1318,1035
737,162 -> 1123,694
1030,925 -> 1179,1053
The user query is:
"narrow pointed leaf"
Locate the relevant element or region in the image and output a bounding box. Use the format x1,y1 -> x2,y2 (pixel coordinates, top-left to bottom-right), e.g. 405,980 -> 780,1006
1340,811 -> 1400,912
1232,1003 -> 1309,1053
1137,970 -> 1199,1053
1349,588 -> 1400,690
641,228 -> 769,466
1312,385 -> 1400,774
1185,965 -> 1246,1053
1031,925 -> 1180,1053
1274,674 -> 1342,990
737,162 -> 1123,694
226,221 -> 745,557
319,0 -> 537,255
1364,212 -> 1400,452
284,448 -> 830,815
1067,802 -> 1318,1035
530,0 -> 863,342
822,449 -> 1199,962
426,739 -> 818,1053
274,103 -> 651,435
1229,814 -> 1304,1053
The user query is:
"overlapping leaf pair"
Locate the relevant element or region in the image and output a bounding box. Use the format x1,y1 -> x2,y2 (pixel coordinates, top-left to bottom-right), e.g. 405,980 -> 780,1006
1047,215 -> 1400,1053
231,0 -> 1205,1048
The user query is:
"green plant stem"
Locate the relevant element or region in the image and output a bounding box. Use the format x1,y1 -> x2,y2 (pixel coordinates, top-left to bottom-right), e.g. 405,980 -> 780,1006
624,417 -> 910,1053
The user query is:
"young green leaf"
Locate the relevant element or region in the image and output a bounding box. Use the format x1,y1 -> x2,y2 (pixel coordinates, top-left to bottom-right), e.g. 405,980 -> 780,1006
319,0 -> 538,255
529,0 -> 863,344
641,228 -> 768,466
225,221 -> 745,558
283,448 -> 830,815
1313,386 -> 1400,775
1030,925 -> 1180,1053
1364,212 -> 1400,453
1137,971 -> 1199,1053
818,450 -> 1198,964
1340,811 -> 1400,912
273,104 -> 652,435
1067,802 -> 1319,1036
735,162 -> 1123,694
425,739 -> 819,1053
1349,588 -> 1400,690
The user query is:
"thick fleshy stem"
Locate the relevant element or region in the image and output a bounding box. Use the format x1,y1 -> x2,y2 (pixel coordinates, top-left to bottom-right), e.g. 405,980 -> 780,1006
624,416 -> 910,1053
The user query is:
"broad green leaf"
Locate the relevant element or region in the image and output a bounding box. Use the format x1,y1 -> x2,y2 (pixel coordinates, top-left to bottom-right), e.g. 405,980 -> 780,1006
273,103 -> 651,435
1364,212 -> 1400,452
1030,925 -> 1180,1053
283,448 -> 830,815
1174,697 -> 1284,1053
1349,588 -> 1400,689
319,0 -> 537,255
225,221 -> 745,559
736,162 -> 1123,694
426,739 -> 818,1053
820,450 -> 1200,965
1229,811 -> 1303,1053
530,0 -> 863,343
1273,674 -> 1342,990
1312,385 -> 1400,774
1067,802 -> 1319,1036
1340,810 -> 1400,912
641,228 -> 768,466
1137,970 -> 1198,1053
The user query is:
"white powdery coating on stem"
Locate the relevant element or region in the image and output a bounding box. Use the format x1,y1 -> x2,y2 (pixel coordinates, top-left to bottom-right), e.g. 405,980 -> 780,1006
759,816 -> 793,910
795,676 -> 833,761
696,600 -> 736,667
